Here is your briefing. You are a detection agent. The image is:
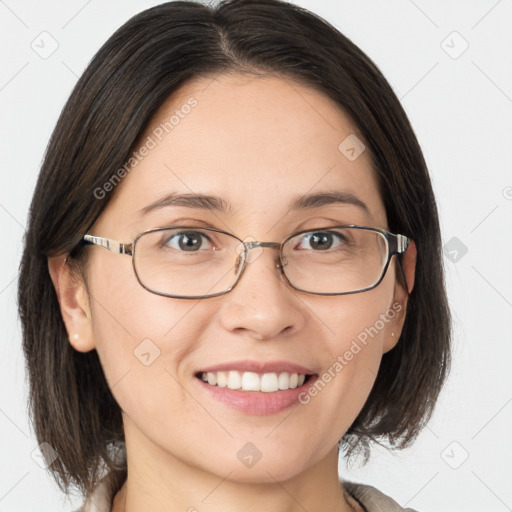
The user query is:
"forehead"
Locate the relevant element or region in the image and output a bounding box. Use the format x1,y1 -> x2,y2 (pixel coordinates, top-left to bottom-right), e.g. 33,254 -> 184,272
96,72 -> 386,234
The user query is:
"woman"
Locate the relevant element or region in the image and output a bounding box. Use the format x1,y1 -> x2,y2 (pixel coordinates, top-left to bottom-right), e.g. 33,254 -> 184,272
18,1 -> 451,511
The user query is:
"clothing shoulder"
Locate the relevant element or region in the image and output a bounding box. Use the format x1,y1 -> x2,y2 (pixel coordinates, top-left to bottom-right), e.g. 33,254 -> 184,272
343,479 -> 420,512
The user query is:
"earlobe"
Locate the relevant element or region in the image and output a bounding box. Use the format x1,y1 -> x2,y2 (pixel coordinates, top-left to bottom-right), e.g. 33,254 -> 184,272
48,255 -> 96,352
383,331 -> 397,353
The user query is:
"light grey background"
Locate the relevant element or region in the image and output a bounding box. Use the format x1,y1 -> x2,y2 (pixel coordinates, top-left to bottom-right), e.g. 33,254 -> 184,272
1,1 -> 511,511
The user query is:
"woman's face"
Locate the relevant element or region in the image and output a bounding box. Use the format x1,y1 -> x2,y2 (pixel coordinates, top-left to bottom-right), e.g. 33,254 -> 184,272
63,73 -> 413,483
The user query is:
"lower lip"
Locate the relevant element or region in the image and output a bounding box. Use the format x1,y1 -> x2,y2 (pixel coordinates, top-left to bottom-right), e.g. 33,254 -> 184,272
195,375 -> 318,415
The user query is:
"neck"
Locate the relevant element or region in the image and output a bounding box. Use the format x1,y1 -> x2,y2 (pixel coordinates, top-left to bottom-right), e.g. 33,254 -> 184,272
111,430 -> 357,512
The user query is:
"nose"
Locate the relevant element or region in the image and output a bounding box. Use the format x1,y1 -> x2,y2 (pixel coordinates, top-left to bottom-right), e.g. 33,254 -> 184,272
218,242 -> 306,341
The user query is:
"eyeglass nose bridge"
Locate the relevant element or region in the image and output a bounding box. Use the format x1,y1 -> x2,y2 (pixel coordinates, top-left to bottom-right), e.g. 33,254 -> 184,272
240,240 -> 287,269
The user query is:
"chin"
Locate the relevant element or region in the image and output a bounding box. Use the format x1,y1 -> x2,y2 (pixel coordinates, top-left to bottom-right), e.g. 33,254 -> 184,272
194,444 -> 317,485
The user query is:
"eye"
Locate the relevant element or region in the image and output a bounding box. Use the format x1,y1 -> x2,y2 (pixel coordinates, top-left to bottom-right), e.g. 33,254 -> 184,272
294,230 -> 348,251
162,230 -> 214,252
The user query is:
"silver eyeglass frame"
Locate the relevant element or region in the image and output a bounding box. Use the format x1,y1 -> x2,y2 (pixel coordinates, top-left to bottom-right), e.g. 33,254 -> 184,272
81,224 -> 411,299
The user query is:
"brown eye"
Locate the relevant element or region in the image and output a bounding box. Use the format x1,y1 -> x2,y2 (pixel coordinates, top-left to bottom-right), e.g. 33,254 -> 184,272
162,231 -> 213,252
294,231 -> 347,251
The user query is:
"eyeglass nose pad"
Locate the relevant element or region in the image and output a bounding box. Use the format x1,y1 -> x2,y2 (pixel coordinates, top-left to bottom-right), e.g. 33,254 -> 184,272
234,248 -> 261,273
234,253 -> 244,275
277,259 -> 288,270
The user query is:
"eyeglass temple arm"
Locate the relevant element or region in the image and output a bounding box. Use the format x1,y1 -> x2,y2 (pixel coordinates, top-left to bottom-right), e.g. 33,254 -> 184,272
83,235 -> 133,255
389,233 -> 411,255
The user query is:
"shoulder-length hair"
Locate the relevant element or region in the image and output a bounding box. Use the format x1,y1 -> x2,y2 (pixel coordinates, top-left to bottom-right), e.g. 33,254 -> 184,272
18,0 -> 451,497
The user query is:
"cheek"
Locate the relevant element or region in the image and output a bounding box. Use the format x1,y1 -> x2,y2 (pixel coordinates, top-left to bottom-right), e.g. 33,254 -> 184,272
295,284 -> 396,438
304,278 -> 394,362
89,252 -> 202,347
86,258 -> 208,410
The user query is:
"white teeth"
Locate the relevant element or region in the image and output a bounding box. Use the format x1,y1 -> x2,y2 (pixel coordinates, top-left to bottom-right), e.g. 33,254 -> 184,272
241,371 -> 260,391
227,370 -> 242,390
216,371 -> 228,388
200,371 -> 308,392
278,372 -> 289,390
261,372 -> 279,392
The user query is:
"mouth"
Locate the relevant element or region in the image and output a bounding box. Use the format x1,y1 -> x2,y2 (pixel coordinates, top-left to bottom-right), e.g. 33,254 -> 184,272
193,360 -> 318,415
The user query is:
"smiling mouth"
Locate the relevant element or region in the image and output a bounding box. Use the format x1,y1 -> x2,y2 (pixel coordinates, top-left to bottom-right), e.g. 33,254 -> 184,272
195,371 -> 314,392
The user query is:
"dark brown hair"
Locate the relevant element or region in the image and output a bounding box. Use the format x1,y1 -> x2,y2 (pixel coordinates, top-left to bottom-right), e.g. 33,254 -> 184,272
18,0 -> 451,498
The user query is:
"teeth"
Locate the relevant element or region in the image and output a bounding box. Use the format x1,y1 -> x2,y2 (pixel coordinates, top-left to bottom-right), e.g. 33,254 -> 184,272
227,370 -> 242,389
216,371 -> 228,388
242,371 -> 260,391
278,372 -> 289,390
201,371 -> 308,392
261,372 -> 279,392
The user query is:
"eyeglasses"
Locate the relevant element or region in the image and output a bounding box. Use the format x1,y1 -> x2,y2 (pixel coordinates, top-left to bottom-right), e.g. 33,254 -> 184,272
81,225 -> 411,299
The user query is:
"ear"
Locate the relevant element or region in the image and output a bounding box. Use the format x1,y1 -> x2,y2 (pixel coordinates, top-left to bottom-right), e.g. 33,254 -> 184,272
48,254 -> 96,352
382,240 -> 417,353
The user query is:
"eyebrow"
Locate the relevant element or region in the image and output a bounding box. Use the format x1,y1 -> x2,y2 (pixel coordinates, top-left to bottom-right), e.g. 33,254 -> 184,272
137,190 -> 369,216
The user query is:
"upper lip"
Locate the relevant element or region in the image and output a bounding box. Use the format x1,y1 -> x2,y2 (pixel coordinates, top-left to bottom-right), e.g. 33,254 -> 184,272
196,360 -> 316,375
